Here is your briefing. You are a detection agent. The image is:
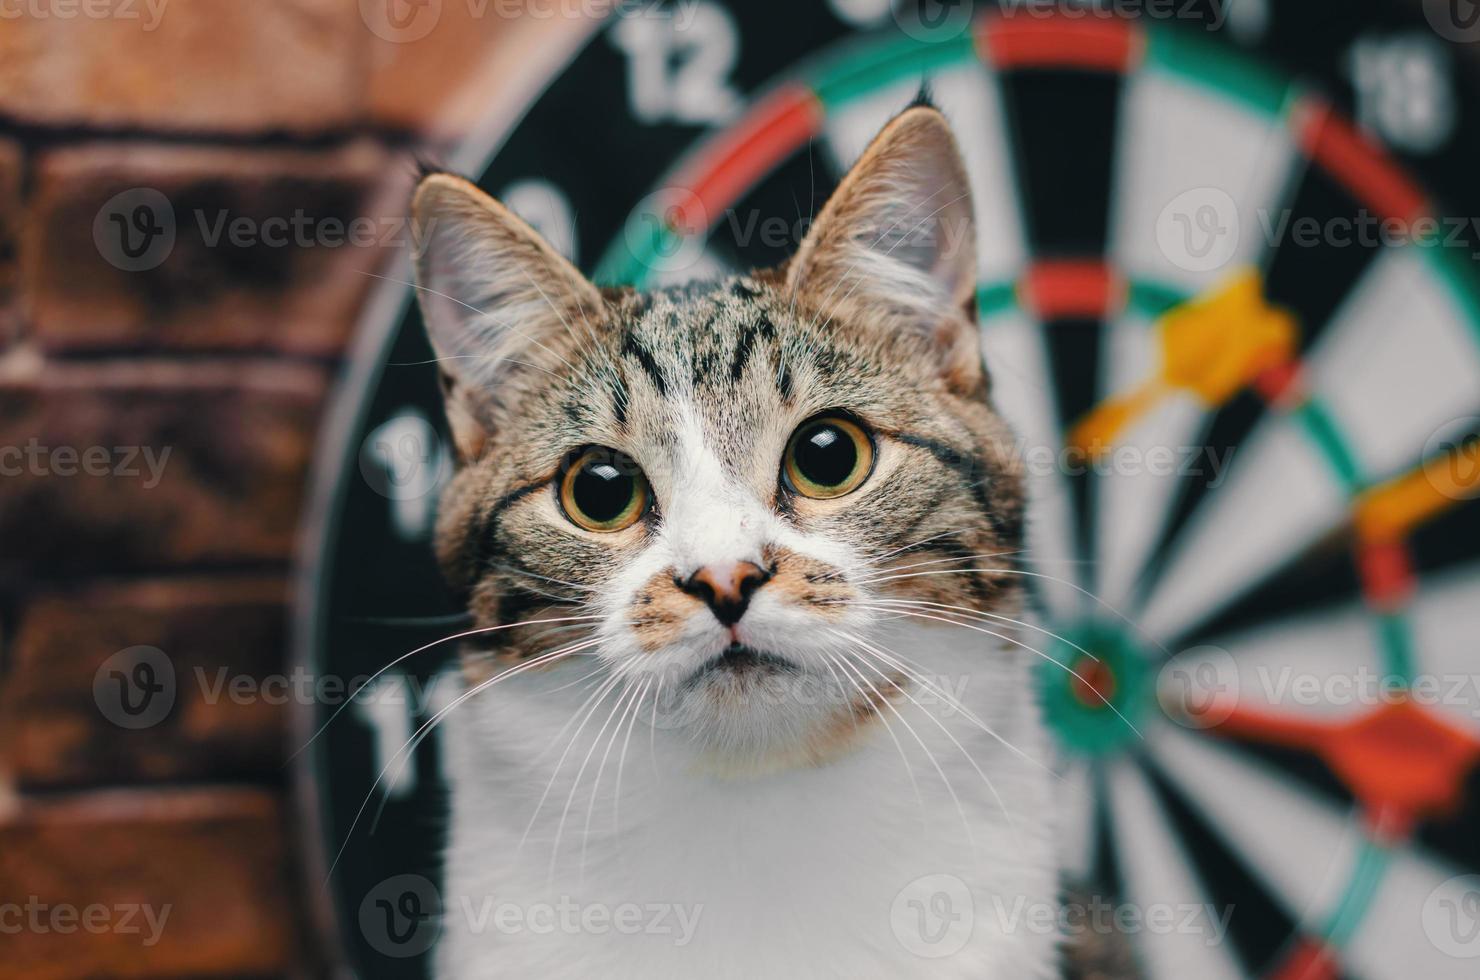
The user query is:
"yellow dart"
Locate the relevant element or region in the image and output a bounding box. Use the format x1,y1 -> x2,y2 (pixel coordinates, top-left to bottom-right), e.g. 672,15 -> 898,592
1070,269 -> 1297,458
1356,438 -> 1480,543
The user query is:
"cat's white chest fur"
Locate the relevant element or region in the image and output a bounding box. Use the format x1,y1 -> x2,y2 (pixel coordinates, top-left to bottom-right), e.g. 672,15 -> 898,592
434,625 -> 1061,980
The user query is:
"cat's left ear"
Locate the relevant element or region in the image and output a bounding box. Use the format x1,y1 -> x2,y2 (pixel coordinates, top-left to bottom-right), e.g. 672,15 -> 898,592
787,105 -> 982,394
411,173 -> 604,460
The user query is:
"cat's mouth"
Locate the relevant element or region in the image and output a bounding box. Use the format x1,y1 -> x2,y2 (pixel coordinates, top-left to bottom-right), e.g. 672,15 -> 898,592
682,643 -> 799,689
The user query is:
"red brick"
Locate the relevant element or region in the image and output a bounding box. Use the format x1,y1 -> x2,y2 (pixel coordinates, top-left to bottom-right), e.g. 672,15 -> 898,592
0,360 -> 327,577
365,3 -> 597,138
0,139 -> 21,347
0,788 -> 301,977
0,0 -> 363,134
23,141 -> 400,355
1,577 -> 291,788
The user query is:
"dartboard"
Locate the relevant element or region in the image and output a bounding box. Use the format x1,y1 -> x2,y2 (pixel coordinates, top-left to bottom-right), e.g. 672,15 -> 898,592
296,2 -> 1480,977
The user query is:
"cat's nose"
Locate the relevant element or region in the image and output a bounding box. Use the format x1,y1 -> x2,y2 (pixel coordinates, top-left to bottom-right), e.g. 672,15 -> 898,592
677,561 -> 772,627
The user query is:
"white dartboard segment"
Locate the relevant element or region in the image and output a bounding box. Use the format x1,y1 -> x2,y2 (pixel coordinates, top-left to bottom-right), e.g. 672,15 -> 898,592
1094,314 -> 1212,610
1057,759 -> 1098,882
1105,761 -> 1244,980
1148,723 -> 1361,930
1149,726 -> 1477,980
1342,843 -> 1480,980
1406,566 -> 1480,734
1110,66 -> 1297,293
1138,418 -> 1350,645
821,65 -> 1028,284
980,311 -> 1082,618
1161,600 -> 1383,724
1304,248 -> 1480,482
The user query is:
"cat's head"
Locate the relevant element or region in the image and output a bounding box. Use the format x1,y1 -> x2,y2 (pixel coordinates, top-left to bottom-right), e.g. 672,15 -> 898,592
411,106 -> 1025,768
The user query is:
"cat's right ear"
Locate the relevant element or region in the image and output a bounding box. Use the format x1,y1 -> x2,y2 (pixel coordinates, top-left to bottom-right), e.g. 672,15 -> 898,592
411,173 -> 603,460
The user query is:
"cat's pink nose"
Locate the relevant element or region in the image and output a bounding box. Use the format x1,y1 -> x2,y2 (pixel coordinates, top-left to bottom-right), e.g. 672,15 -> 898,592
677,561 -> 771,627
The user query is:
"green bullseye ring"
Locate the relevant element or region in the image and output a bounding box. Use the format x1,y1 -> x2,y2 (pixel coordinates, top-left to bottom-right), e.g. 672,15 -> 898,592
1037,623 -> 1149,758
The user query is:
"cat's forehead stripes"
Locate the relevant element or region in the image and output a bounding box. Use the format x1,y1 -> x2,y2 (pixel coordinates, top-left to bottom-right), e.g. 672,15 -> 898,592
613,276 -> 790,397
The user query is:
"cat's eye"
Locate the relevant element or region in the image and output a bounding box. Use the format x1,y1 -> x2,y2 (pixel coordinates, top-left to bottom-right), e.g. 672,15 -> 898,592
559,448 -> 650,532
783,415 -> 874,499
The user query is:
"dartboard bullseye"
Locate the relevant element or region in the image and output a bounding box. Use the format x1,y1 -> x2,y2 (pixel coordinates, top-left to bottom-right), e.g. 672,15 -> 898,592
296,3 -> 1480,977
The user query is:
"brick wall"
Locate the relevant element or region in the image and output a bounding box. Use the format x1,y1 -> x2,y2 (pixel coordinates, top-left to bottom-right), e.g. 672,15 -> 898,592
0,3 -> 590,975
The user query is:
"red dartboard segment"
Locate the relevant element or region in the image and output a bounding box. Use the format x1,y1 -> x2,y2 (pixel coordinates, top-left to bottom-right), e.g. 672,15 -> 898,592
977,11 -> 1144,73
1207,701 -> 1480,820
1364,803 -> 1414,842
1355,539 -> 1416,611
1267,939 -> 1341,980
1252,361 -> 1306,408
1292,98 -> 1430,225
665,84 -> 824,236
1020,259 -> 1123,319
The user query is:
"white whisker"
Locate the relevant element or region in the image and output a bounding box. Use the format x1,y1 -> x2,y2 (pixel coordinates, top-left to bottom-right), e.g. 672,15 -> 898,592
293,613 -> 603,759
836,627 -> 1058,780
851,603 -> 1142,739
837,629 -> 1021,846
556,681 -> 644,885
862,596 -> 1099,662
326,636 -> 597,881
830,645 -> 976,854
819,647 -> 926,834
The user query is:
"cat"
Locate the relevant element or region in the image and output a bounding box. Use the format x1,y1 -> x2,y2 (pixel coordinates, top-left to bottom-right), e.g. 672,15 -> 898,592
410,103 -> 1070,979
